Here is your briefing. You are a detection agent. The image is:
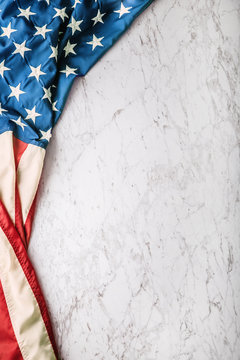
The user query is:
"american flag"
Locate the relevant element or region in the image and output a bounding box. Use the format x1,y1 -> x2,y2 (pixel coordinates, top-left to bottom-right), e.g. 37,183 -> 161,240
0,0 -> 153,358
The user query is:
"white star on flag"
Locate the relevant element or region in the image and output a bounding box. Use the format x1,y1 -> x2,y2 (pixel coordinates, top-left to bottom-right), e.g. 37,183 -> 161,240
114,3 -> 132,18
92,10 -> 106,26
42,86 -> 52,102
13,40 -> 32,58
28,65 -> 46,81
0,103 -> 7,115
9,83 -> 25,101
67,16 -> 83,35
0,60 -> 10,77
87,34 -> 104,50
64,40 -> 77,57
34,24 -> 52,39
60,65 -> 77,77
53,7 -> 68,21
25,106 -> 41,123
18,6 -> 36,20
52,101 -> 58,112
39,128 -> 52,142
49,45 -> 58,61
10,116 -> 27,131
72,0 -> 81,8
1,22 -> 17,38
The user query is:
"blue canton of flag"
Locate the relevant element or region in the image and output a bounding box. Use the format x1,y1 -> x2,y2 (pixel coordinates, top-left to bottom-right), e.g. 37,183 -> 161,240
0,0 -> 154,149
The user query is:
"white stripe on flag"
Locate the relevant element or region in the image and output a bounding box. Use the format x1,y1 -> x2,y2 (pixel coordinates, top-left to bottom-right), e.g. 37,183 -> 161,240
0,227 -> 56,360
17,144 -> 45,224
0,131 -> 15,223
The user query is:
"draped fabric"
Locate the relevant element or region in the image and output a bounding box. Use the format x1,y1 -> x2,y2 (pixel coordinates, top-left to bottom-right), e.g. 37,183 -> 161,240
0,0 -> 154,358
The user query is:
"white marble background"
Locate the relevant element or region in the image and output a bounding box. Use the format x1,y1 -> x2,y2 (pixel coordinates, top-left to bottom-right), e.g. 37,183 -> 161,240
29,0 -> 240,359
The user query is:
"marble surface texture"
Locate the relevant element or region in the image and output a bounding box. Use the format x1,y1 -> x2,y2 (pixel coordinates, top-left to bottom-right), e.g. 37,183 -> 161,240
28,0 -> 240,359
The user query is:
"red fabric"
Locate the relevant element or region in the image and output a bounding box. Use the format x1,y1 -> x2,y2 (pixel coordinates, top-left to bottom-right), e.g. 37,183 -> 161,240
0,282 -> 23,360
15,182 -> 27,250
0,200 -> 58,359
13,137 -> 28,170
24,190 -> 38,247
13,137 -> 28,249
0,135 -> 58,358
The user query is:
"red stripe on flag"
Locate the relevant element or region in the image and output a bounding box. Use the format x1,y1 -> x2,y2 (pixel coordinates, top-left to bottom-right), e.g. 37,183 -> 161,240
0,200 -> 59,359
15,182 -> 28,250
24,189 -> 38,247
0,281 -> 24,360
13,137 -> 28,170
13,137 -> 28,249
